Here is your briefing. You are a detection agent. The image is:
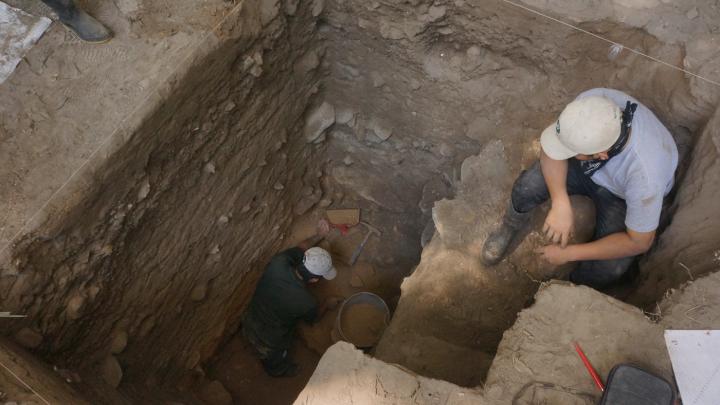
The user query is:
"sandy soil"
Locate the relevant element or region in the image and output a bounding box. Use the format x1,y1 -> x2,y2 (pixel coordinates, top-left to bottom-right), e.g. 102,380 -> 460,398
209,336 -> 319,405
340,303 -> 387,348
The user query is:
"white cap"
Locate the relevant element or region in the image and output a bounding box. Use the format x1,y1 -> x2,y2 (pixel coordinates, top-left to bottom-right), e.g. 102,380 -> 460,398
540,96 -> 622,160
303,247 -> 337,280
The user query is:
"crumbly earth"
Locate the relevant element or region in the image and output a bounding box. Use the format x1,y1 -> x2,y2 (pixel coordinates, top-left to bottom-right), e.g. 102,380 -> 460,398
2,0 -> 720,402
297,272 -> 720,404
340,303 -> 387,348
0,337 -> 91,404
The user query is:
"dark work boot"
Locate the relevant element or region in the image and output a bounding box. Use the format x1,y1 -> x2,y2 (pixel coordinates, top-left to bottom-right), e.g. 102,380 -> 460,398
59,8 -> 112,43
481,202 -> 530,266
43,0 -> 112,42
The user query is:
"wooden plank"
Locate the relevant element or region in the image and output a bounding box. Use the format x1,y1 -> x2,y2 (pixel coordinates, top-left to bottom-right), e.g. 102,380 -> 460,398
326,209 -> 360,226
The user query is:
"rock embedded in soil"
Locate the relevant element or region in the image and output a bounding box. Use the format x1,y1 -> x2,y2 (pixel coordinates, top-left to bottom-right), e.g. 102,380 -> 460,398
191,283 -> 208,301
335,108 -> 356,125
101,355 -> 123,388
369,119 -> 393,141
14,327 -> 43,349
110,331 -> 128,354
65,294 -> 85,320
304,102 -> 336,143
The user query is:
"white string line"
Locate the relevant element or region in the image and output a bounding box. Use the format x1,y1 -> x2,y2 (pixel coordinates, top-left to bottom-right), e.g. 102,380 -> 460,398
497,0 -> 720,88
0,358 -> 52,405
0,0 -> 247,259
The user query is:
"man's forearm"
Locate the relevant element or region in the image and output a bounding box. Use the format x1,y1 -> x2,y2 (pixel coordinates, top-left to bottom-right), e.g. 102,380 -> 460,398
565,232 -> 649,261
540,150 -> 570,204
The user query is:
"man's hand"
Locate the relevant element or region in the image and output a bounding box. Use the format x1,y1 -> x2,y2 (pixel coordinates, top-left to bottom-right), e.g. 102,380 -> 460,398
317,219 -> 330,237
543,199 -> 574,247
535,245 -> 572,265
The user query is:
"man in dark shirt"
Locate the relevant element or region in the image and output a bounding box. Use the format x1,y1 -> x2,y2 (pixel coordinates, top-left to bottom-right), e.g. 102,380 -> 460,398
242,219 -> 340,377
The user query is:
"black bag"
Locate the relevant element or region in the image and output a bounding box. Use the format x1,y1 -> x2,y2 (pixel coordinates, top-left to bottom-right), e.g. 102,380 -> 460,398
599,364 -> 675,405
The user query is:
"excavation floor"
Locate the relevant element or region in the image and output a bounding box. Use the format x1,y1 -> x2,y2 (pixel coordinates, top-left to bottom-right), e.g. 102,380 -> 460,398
210,336 -> 319,405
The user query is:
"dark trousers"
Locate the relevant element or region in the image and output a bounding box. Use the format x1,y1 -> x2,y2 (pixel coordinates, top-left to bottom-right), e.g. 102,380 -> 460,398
511,160 -> 634,289
241,317 -> 294,377
40,0 -> 78,20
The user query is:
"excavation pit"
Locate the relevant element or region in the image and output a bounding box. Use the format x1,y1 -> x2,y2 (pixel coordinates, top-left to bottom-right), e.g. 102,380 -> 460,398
1,0 -> 719,403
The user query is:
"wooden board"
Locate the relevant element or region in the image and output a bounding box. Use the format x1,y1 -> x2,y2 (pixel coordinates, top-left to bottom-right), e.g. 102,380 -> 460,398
326,209 -> 360,226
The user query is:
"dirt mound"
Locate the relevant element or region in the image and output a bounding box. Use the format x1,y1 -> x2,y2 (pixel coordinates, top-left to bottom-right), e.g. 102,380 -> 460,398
341,303 -> 387,348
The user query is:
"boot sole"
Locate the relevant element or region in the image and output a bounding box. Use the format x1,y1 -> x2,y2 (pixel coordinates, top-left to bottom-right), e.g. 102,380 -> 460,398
60,22 -> 113,44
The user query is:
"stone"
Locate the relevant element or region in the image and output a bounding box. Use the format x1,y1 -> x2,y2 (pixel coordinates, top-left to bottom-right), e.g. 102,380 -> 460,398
350,272 -> 363,287
203,162 -> 216,174
370,71 -> 385,88
343,155 -> 354,166
199,380 -> 233,405
304,102 -> 336,143
101,355 -> 123,388
302,186 -> 314,196
273,182 -> 285,190
428,5 -> 446,21
686,7 -> 698,19
66,294 -> 85,320
335,108 -> 356,125
294,49 -> 320,75
438,142 -> 453,157
260,0 -> 280,26
191,283 -> 207,301
312,0 -> 325,17
137,179 -> 150,201
313,131 -> 327,144
223,100 -> 236,112
186,351 -> 201,370
379,21 -> 405,40
409,78 -> 421,90
466,45 -> 482,57
14,327 -> 43,349
369,119 -> 393,141
110,331 -> 128,354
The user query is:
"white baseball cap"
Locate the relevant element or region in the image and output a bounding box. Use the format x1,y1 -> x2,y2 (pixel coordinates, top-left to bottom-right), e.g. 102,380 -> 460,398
303,247 -> 337,280
540,96 -> 622,160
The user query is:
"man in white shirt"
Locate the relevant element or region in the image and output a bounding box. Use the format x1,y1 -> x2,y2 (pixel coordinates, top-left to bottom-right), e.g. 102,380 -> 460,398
482,88 -> 678,289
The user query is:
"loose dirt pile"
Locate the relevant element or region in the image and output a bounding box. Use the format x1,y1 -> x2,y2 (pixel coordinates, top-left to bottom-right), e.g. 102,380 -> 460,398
341,303 -> 387,348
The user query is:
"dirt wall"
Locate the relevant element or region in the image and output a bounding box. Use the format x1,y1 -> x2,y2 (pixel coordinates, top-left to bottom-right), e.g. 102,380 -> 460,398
632,105 -> 720,308
1,0 -> 324,400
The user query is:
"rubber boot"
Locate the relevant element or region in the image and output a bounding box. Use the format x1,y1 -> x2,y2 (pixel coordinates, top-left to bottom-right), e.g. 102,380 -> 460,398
59,8 -> 112,43
481,202 -> 530,266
